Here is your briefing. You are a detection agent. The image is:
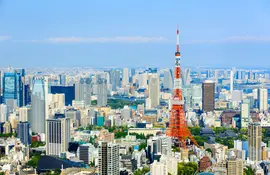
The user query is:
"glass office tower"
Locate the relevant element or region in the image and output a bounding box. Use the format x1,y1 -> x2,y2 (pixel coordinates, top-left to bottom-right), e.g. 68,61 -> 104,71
3,70 -> 23,107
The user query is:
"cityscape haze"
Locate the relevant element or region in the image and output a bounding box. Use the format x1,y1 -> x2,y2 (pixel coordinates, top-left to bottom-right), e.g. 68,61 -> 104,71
0,1 -> 270,175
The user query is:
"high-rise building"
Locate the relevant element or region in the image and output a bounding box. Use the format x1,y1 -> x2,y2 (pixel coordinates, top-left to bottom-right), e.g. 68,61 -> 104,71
77,143 -> 96,164
24,84 -> 31,105
75,78 -> 92,106
163,69 -> 173,90
240,103 -> 250,128
98,142 -> 120,175
184,68 -> 191,85
122,68 -> 129,87
138,73 -> 148,88
31,78 -> 46,134
191,84 -> 202,109
97,78 -> 107,107
19,106 -> 31,122
46,116 -> 70,156
59,74 -> 66,86
17,122 -> 31,145
2,70 -> 23,107
131,68 -> 136,78
148,74 -> 160,108
0,104 -> 8,123
257,88 -> 268,111
51,85 -> 75,106
202,80 -> 215,112
227,159 -> 244,175
150,160 -> 168,175
248,70 -> 253,80
230,70 -> 234,94
110,70 -> 121,91
121,106 -> 132,121
248,123 -> 262,162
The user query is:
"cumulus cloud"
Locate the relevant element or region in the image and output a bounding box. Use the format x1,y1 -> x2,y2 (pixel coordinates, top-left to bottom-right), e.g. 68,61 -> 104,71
185,36 -> 270,44
0,36 -> 11,41
45,36 -> 168,43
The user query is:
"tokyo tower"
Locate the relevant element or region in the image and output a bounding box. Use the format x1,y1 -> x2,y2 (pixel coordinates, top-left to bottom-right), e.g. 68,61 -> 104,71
166,26 -> 199,149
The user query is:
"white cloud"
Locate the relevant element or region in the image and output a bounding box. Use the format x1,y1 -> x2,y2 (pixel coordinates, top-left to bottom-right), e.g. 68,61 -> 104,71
0,36 -> 11,41
46,36 -> 168,43
185,36 -> 270,44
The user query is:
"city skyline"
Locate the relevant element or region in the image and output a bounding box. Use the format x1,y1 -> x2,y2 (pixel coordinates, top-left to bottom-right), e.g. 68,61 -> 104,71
0,0 -> 270,68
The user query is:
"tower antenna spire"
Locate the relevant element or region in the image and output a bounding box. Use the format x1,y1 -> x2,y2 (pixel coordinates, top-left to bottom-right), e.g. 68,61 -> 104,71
166,26 -> 199,149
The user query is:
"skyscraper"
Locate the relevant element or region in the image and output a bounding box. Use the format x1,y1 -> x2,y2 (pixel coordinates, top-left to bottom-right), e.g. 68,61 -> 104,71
138,73 -> 148,88
98,142 -> 119,175
75,78 -> 92,106
46,116 -> 70,156
202,80 -> 215,112
148,74 -> 160,108
17,122 -> 31,145
59,74 -> 66,86
257,88 -> 268,111
97,78 -> 107,107
31,78 -> 46,134
2,70 -> 23,107
184,68 -> 191,85
230,70 -> 234,94
248,123 -> 262,162
110,70 -> 121,91
122,68 -> 129,87
0,104 -> 8,123
248,70 -> 253,80
163,69 -> 173,90
19,106 -> 31,122
240,103 -> 250,128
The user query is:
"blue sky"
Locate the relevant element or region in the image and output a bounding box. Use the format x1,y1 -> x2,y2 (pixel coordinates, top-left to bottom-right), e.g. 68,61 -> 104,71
0,0 -> 270,68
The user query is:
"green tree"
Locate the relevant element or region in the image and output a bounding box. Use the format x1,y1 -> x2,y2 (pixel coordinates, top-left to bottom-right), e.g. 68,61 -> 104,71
244,166 -> 255,175
177,162 -> 198,175
27,154 -> 41,168
30,141 -> 46,148
139,142 -> 147,151
189,127 -> 201,136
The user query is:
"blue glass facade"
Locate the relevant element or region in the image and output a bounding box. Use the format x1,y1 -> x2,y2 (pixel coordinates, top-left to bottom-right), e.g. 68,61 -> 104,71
3,71 -> 23,107
17,122 -> 31,145
51,85 -> 75,106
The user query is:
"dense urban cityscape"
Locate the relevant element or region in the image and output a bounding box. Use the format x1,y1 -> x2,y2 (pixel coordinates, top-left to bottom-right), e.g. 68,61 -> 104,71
0,27 -> 269,175
1,1 -> 270,175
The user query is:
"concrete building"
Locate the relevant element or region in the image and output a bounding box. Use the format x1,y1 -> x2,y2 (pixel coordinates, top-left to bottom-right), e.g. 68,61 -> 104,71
122,68 -> 129,87
163,69 -> 173,90
75,78 -> 92,106
241,103 -> 250,128
0,104 -> 8,123
121,106 -> 132,121
31,78 -> 46,134
17,122 -> 31,145
148,74 -> 160,108
110,70 -> 121,91
230,70 -> 234,94
150,160 -> 168,175
46,117 -> 70,156
258,88 -> 268,111
18,106 -> 31,122
97,78 -> 107,107
78,143 -> 96,164
98,142 -> 120,175
202,80 -> 215,112
248,123 -> 262,162
227,159 -> 243,175
48,93 -> 65,109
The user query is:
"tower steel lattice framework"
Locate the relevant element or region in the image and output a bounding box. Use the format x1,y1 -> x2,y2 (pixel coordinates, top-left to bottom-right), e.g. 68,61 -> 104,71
166,26 -> 199,149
